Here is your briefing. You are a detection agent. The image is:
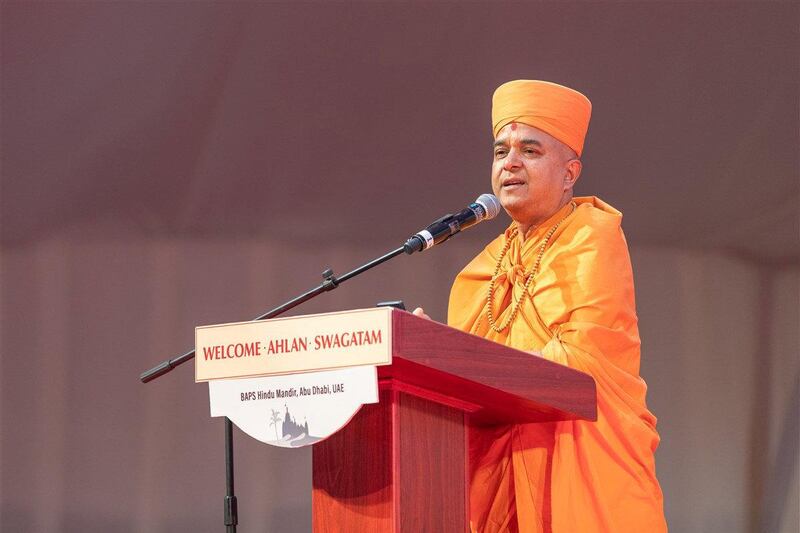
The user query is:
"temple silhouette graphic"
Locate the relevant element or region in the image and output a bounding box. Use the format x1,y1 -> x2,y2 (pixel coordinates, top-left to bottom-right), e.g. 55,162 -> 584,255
269,404 -> 321,447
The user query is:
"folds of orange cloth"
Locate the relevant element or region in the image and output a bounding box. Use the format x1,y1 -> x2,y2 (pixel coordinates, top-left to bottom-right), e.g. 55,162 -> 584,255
450,197 -> 667,533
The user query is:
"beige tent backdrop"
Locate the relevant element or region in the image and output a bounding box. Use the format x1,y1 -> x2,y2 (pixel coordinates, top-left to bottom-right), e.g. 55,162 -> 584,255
2,2 -> 798,532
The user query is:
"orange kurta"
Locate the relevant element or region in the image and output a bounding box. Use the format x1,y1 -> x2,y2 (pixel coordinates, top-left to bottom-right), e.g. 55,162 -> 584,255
448,197 -> 666,533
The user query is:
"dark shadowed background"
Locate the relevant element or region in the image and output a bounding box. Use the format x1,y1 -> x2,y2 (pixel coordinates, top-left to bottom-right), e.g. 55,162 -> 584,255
1,2 -> 797,532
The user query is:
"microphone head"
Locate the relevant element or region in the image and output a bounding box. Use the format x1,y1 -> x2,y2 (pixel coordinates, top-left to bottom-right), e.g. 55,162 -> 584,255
475,194 -> 501,220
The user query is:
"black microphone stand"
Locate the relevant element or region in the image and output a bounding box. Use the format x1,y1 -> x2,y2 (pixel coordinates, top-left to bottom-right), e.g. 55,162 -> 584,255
139,244 -> 409,532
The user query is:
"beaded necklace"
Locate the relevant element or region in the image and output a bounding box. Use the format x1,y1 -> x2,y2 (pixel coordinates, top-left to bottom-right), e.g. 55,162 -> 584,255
485,202 -> 576,333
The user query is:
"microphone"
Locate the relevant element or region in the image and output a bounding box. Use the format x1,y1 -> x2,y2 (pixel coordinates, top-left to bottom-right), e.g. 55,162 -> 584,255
403,194 -> 501,254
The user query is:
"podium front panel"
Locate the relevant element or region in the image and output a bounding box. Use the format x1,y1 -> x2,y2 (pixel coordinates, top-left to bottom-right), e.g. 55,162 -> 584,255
312,387 -> 468,532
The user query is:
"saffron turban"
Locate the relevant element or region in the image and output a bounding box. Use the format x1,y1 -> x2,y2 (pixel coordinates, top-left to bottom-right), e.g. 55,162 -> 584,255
492,79 -> 592,156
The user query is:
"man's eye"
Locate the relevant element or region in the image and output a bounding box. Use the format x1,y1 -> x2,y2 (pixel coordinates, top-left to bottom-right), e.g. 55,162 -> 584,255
494,150 -> 507,158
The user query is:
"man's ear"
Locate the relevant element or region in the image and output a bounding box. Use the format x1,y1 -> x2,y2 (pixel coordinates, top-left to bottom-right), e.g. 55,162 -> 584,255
563,159 -> 582,191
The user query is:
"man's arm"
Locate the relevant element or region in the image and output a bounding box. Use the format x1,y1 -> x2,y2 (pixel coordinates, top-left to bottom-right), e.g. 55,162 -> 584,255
539,216 -> 641,378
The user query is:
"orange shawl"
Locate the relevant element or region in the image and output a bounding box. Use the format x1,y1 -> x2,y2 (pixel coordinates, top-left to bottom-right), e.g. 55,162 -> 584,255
448,197 -> 666,533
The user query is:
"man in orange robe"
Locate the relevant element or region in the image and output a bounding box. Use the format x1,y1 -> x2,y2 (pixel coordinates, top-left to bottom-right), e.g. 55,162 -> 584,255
430,80 -> 667,532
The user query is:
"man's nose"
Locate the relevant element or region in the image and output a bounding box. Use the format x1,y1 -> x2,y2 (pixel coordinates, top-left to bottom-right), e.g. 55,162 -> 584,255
502,149 -> 522,171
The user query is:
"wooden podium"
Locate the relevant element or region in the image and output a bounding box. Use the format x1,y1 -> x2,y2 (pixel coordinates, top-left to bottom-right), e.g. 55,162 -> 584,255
312,309 -> 596,532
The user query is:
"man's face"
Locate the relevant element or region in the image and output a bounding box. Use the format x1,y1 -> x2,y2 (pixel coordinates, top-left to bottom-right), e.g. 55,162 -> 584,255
491,122 -> 578,230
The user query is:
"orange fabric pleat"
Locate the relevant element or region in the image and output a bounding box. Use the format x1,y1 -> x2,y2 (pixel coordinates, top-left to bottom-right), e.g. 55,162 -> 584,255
450,197 -> 667,533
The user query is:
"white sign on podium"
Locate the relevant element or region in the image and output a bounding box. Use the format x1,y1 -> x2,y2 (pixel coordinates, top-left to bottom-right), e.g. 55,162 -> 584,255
196,307 -> 392,447
209,366 -> 378,447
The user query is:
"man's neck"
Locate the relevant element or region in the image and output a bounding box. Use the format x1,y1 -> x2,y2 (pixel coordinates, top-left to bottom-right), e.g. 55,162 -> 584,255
517,222 -> 534,243
516,196 -> 573,244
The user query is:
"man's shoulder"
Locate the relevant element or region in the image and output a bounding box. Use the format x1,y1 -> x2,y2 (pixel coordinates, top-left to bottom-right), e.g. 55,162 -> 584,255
572,196 -> 624,234
561,196 -> 632,257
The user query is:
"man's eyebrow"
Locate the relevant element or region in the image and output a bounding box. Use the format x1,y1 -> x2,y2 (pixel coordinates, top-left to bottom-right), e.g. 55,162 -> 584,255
520,138 -> 542,146
492,138 -> 543,148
